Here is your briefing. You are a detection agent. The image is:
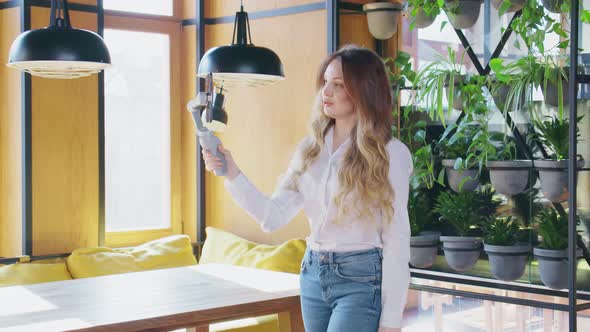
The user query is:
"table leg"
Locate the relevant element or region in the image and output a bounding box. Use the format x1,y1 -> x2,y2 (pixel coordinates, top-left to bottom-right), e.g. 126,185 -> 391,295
278,305 -> 304,332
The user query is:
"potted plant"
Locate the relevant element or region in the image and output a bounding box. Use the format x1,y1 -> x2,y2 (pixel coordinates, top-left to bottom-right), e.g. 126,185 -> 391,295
409,188 -> 440,268
438,121 -> 483,192
533,114 -> 584,202
406,0 -> 442,29
489,56 -> 539,117
384,51 -> 417,111
414,47 -> 464,124
541,0 -> 566,13
533,207 -> 582,289
486,133 -> 533,196
435,190 -> 484,272
443,0 -> 484,29
481,216 -> 530,281
491,0 -> 525,13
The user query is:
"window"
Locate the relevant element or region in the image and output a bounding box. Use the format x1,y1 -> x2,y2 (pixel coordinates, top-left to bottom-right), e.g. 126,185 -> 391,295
104,0 -> 174,16
103,15 -> 181,247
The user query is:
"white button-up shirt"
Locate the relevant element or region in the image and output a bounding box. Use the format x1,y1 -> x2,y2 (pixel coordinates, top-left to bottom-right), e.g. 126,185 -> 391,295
224,126 -> 412,328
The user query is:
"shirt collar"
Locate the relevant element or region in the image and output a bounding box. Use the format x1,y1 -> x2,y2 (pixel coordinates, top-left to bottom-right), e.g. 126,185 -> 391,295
325,126 -> 351,157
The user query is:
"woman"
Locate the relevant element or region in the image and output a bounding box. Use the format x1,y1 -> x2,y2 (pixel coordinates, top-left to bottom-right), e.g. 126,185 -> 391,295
203,45 -> 412,332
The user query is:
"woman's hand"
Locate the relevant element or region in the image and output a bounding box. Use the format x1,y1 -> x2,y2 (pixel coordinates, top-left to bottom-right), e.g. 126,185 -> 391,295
378,327 -> 401,332
202,145 -> 241,180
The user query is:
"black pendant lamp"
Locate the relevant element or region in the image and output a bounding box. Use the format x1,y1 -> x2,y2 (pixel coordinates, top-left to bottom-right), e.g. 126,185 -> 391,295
197,2 -> 285,88
7,0 -> 111,79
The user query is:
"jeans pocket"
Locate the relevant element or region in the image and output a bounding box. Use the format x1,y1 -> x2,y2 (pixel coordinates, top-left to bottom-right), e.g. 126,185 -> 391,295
300,258 -> 308,274
334,261 -> 377,283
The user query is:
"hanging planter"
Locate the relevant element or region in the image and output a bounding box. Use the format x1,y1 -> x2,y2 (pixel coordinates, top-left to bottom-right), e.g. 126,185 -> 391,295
491,0 -> 525,13
444,75 -> 466,111
487,160 -> 532,196
541,0 -> 565,13
490,81 -> 526,113
484,243 -> 530,281
440,236 -> 482,272
410,231 -> 440,268
407,5 -> 437,29
444,0 -> 484,30
363,2 -> 404,40
534,160 -> 584,202
534,247 -> 582,289
442,159 -> 479,192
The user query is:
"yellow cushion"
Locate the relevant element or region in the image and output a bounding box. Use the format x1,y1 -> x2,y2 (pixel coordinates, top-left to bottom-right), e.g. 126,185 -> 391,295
199,228 -> 305,332
199,227 -> 306,274
67,235 -> 197,278
0,259 -> 72,287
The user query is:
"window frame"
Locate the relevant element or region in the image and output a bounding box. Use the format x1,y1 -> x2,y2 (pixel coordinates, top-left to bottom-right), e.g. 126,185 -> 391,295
103,14 -> 182,248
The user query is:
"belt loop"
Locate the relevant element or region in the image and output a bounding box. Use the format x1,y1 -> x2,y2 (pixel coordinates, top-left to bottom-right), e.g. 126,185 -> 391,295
377,248 -> 383,261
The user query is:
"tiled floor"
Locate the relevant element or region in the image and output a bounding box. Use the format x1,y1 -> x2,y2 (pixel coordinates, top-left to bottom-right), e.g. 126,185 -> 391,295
403,287 -> 590,332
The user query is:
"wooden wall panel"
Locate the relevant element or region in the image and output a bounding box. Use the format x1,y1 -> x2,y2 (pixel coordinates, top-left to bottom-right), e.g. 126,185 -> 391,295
181,25 -> 197,242
205,0 -> 322,18
31,7 -> 99,255
340,13 -> 374,50
202,10 -> 325,245
0,7 -> 23,258
182,0 -> 195,20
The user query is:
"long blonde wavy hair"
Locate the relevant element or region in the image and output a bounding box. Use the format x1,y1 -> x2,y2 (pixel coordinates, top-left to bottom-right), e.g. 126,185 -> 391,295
286,45 -> 395,223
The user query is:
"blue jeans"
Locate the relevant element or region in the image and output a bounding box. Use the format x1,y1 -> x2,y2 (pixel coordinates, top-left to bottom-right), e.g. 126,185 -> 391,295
299,247 -> 383,332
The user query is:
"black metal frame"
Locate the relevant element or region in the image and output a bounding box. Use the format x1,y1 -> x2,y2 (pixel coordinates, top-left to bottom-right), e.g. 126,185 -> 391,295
97,0 -> 105,246
397,3 -> 587,330
20,0 -> 32,257
196,0 -> 206,250
334,1 -> 589,329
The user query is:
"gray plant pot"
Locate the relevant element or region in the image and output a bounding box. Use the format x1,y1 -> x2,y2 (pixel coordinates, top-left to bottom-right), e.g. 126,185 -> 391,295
534,247 -> 582,289
487,160 -> 532,196
444,75 -> 466,111
541,0 -> 564,13
408,6 -> 437,29
491,83 -> 525,112
410,231 -> 441,268
444,0 -> 484,30
491,0 -> 525,12
440,236 -> 482,272
544,76 -> 570,107
534,160 -> 584,202
442,159 -> 479,192
484,242 -> 530,282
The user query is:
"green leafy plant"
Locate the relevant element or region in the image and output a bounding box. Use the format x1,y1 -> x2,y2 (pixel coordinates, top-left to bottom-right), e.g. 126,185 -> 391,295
511,186 -> 543,226
475,185 -> 503,218
438,118 -> 495,172
533,115 -> 583,161
409,188 -> 434,236
414,47 -> 465,124
406,0 -> 443,30
489,56 -> 540,117
481,216 -> 525,246
509,0 -> 570,53
487,132 -> 518,161
434,186 -> 501,236
535,208 -> 581,250
396,106 -> 441,190
384,51 -> 416,111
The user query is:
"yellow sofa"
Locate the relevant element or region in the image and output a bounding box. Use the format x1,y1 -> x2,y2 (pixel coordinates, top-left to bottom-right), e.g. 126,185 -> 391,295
0,258 -> 72,287
200,227 -> 306,332
66,234 -> 197,278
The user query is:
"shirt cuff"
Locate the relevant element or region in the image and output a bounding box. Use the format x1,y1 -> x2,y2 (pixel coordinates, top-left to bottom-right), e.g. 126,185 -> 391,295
224,172 -> 249,197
